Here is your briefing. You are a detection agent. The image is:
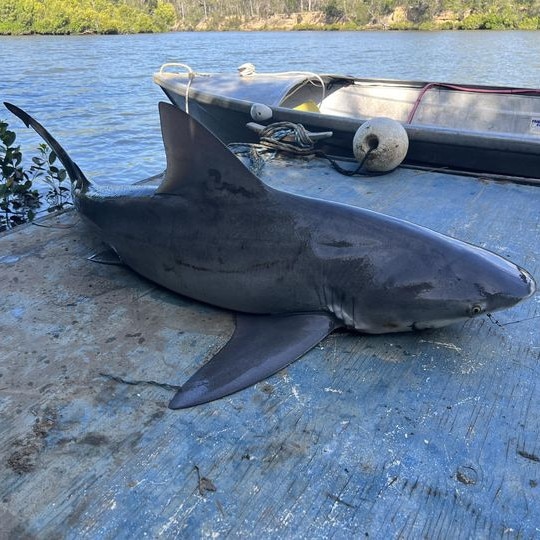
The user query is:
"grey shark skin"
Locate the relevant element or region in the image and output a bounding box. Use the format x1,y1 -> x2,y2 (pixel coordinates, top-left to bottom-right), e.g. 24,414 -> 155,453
5,102 -> 536,409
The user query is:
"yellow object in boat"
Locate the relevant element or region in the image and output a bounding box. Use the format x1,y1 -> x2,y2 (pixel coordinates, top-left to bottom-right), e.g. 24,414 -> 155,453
293,100 -> 320,113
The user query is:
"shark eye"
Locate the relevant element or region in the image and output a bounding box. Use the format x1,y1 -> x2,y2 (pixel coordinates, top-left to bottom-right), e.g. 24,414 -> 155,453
471,305 -> 483,316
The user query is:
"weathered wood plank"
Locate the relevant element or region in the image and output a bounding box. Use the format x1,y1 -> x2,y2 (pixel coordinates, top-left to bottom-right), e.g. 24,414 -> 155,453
0,161 -> 538,538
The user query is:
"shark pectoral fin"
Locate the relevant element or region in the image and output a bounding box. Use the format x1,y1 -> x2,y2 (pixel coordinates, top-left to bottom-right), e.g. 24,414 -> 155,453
88,247 -> 123,265
169,312 -> 341,409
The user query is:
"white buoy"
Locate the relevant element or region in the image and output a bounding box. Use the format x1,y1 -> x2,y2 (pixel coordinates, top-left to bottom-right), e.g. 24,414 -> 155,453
238,63 -> 256,77
250,103 -> 273,122
352,117 -> 409,172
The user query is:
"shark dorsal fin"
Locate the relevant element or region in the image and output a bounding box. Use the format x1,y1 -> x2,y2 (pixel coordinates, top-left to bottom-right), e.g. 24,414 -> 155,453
156,102 -> 266,198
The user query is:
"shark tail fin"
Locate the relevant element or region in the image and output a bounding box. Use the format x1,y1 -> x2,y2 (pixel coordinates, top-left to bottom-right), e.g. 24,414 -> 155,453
4,102 -> 91,193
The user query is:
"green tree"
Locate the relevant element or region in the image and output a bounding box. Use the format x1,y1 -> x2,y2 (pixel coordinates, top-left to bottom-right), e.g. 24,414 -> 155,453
324,0 -> 344,22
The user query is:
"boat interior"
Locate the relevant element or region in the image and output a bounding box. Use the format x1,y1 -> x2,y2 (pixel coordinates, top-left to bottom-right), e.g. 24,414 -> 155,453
154,66 -> 540,138
279,75 -> 540,136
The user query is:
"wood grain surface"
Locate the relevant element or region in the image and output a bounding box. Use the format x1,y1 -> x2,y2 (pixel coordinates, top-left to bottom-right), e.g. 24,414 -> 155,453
0,161 -> 538,538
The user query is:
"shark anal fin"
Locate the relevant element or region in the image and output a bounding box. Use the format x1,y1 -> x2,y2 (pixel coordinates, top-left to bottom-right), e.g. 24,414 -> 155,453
169,312 -> 341,409
88,247 -> 123,266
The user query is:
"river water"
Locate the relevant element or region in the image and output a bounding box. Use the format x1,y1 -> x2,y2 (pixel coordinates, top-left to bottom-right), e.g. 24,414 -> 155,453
1,31 -> 539,184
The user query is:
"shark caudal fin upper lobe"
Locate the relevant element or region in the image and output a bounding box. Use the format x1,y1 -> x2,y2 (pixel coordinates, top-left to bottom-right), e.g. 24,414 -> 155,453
4,102 -> 90,193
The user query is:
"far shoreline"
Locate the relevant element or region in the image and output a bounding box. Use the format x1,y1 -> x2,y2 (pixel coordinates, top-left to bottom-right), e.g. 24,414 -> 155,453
1,26 -> 539,37
2,2 -> 539,36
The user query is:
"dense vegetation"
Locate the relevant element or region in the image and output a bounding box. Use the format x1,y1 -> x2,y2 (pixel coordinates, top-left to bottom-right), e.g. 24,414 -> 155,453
0,0 -> 538,34
172,0 -> 540,30
1,119 -> 69,231
0,0 -> 176,34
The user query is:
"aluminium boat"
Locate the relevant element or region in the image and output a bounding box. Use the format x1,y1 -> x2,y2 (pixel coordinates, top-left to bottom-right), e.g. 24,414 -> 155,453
154,64 -> 540,181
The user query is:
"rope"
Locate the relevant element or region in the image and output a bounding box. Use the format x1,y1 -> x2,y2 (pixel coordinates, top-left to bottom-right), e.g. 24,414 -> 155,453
238,67 -> 327,104
323,151 -> 377,176
407,82 -> 540,124
258,122 -> 317,156
272,71 -> 327,103
227,142 -> 271,176
158,63 -> 212,114
229,121 -> 378,177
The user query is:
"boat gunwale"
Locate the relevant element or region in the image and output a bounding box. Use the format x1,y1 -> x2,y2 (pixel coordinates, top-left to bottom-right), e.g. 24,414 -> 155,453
153,73 -> 540,152
154,70 -> 540,94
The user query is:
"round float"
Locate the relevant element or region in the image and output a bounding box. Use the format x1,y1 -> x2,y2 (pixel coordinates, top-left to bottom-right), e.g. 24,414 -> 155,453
352,117 -> 409,172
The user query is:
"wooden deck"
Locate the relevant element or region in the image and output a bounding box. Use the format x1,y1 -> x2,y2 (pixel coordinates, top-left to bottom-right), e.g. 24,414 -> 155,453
0,159 -> 538,538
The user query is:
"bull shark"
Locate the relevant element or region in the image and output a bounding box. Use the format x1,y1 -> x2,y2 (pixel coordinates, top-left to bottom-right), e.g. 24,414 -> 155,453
5,102 -> 536,409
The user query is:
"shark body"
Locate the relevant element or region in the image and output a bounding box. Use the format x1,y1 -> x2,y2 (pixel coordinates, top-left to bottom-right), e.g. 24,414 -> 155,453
5,101 -> 536,408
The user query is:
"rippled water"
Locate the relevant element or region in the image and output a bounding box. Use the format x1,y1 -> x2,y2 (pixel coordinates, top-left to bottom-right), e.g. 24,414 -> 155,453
1,31 -> 539,184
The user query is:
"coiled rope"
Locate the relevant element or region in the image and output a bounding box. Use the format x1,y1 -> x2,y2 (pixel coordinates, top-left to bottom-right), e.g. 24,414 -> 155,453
229,121 -> 376,176
258,122 -> 318,156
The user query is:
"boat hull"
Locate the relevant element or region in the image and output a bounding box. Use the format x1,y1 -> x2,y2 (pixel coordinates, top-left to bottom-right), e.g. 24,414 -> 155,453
154,70 -> 540,181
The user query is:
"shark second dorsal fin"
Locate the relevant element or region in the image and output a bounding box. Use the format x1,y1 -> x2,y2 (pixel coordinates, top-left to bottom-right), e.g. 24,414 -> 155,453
156,102 -> 266,198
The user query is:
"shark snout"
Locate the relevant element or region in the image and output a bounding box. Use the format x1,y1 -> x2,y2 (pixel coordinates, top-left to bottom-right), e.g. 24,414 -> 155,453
519,267 -> 537,299
489,264 -> 537,313
459,251 -> 536,316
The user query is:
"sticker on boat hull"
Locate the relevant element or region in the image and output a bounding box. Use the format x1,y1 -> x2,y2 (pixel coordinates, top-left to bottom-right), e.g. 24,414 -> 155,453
531,118 -> 540,133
